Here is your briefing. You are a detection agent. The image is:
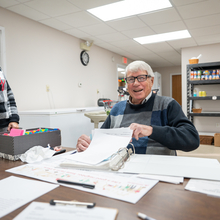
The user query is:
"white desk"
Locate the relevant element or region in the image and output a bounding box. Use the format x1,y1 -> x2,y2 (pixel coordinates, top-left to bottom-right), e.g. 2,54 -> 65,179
177,144 -> 220,162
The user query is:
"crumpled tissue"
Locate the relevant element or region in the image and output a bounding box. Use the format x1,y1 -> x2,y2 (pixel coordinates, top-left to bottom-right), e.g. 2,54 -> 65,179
20,146 -> 55,163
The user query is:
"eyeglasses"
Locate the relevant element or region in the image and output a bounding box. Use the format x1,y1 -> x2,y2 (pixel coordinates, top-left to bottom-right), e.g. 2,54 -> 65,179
125,75 -> 151,84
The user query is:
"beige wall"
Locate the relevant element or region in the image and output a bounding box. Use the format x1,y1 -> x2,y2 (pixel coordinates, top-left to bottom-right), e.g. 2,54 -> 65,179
182,43 -> 220,133
0,7 -> 132,111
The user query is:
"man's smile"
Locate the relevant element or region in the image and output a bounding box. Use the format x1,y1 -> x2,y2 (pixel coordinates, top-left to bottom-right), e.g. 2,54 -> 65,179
133,89 -> 143,93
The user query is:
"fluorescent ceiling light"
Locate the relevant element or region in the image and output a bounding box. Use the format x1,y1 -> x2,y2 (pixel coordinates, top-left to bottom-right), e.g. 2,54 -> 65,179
117,67 -> 125,71
134,30 -> 191,44
87,0 -> 172,21
121,71 -> 125,74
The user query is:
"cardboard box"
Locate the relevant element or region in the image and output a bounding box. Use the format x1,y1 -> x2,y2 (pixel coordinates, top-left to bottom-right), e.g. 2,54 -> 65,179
199,135 -> 214,145
214,133 -> 220,147
0,128 -> 61,160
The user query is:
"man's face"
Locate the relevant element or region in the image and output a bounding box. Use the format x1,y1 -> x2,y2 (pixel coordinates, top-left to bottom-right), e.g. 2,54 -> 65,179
126,69 -> 154,105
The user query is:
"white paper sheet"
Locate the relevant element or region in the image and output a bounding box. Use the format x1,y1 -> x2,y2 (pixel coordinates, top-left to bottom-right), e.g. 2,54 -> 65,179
66,127 -> 133,165
7,163 -> 158,204
13,202 -> 118,220
137,174 -> 184,184
0,176 -> 58,218
185,179 -> 220,197
119,154 -> 220,181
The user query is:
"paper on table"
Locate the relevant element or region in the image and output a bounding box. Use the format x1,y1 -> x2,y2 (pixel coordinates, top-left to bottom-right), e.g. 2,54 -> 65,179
185,179 -> 220,197
137,174 -> 184,184
7,163 -> 158,204
0,176 -> 58,219
13,202 -> 118,220
66,127 -> 133,165
119,154 -> 220,181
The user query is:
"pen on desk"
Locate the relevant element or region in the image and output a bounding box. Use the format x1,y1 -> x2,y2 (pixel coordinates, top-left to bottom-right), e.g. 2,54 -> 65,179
56,178 -> 95,189
50,199 -> 95,208
137,212 -> 156,220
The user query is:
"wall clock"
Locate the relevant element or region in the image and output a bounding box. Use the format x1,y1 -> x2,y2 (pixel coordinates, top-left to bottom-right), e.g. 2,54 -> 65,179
80,50 -> 89,66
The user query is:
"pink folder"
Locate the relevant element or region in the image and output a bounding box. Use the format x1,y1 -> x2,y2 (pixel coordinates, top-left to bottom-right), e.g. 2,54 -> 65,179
9,129 -> 25,136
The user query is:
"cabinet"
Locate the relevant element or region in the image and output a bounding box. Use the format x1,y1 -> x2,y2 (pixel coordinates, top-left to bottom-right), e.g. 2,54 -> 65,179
19,107 -> 105,148
187,62 -> 220,124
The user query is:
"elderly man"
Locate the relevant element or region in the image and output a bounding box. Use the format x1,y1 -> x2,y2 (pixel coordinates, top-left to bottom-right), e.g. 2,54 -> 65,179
77,61 -> 199,155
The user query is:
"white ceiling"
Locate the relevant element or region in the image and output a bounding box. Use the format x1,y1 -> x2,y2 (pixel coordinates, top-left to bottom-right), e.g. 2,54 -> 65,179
1,0 -> 220,68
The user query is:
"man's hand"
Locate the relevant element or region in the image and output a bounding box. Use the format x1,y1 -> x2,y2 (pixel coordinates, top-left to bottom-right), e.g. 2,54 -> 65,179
76,134 -> 91,152
129,123 -> 153,140
7,122 -> 19,131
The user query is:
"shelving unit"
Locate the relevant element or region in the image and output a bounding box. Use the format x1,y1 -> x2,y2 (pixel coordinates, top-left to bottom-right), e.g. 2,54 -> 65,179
187,62 -> 220,124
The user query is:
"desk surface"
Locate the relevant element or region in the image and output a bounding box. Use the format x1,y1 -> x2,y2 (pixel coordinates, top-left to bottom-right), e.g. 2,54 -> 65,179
177,144 -> 220,162
1,152 -> 220,220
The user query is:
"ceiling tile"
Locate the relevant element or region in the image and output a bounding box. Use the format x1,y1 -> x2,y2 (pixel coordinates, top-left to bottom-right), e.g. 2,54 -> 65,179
0,0 -> 19,8
143,42 -> 177,53
39,18 -> 73,30
159,51 -> 181,64
25,0 -> 81,17
185,14 -> 220,29
143,54 -> 174,67
190,25 -> 220,37
194,33 -> 220,45
67,0 -> 121,10
78,23 -> 116,36
109,39 -> 139,48
177,0 -> 220,19
122,26 -> 155,38
138,8 -> 181,26
107,16 -> 146,31
171,0 -> 205,7
167,38 -> 198,50
7,4 -> 49,20
96,32 -> 129,42
17,0 -> 33,3
57,11 -> 101,28
64,28 -> 92,39
150,21 -> 187,33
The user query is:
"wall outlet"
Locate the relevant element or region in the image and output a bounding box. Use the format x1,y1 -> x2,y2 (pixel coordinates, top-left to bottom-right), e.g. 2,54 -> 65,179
46,85 -> 50,92
216,123 -> 220,127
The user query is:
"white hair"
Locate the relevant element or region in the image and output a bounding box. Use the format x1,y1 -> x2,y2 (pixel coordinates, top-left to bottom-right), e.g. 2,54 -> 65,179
125,61 -> 154,77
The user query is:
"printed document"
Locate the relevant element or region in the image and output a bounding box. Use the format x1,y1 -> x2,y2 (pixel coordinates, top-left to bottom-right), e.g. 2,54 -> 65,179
0,176 -> 58,218
185,179 -> 220,197
13,202 -> 118,220
66,127 -> 133,164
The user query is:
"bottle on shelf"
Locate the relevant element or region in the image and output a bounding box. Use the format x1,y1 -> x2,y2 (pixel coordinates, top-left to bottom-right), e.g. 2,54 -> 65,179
193,89 -> 197,97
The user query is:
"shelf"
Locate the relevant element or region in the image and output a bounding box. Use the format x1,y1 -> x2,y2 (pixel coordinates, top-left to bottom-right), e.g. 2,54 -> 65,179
187,62 -> 220,70
188,79 -> 220,85
189,113 -> 220,117
187,62 -> 220,123
189,96 -> 220,100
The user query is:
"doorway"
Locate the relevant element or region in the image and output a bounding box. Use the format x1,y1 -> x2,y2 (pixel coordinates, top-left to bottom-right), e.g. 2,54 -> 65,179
0,26 -> 6,75
171,74 -> 182,106
117,64 -> 128,101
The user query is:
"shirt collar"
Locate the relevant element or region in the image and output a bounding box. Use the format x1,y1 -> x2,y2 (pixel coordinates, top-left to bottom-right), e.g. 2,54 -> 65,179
128,91 -> 153,105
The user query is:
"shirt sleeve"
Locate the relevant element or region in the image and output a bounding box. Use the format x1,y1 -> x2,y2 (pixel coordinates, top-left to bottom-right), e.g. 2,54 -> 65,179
6,81 -> 20,123
150,100 -> 200,152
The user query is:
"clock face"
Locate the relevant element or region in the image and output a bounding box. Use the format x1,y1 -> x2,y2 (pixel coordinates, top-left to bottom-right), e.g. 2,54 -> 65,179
80,50 -> 89,66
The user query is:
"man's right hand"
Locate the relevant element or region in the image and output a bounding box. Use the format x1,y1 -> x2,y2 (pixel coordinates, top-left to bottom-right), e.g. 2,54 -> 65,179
76,134 -> 91,152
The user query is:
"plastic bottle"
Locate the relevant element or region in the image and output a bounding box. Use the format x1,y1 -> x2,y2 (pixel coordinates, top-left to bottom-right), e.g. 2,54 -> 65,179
193,89 -> 197,97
